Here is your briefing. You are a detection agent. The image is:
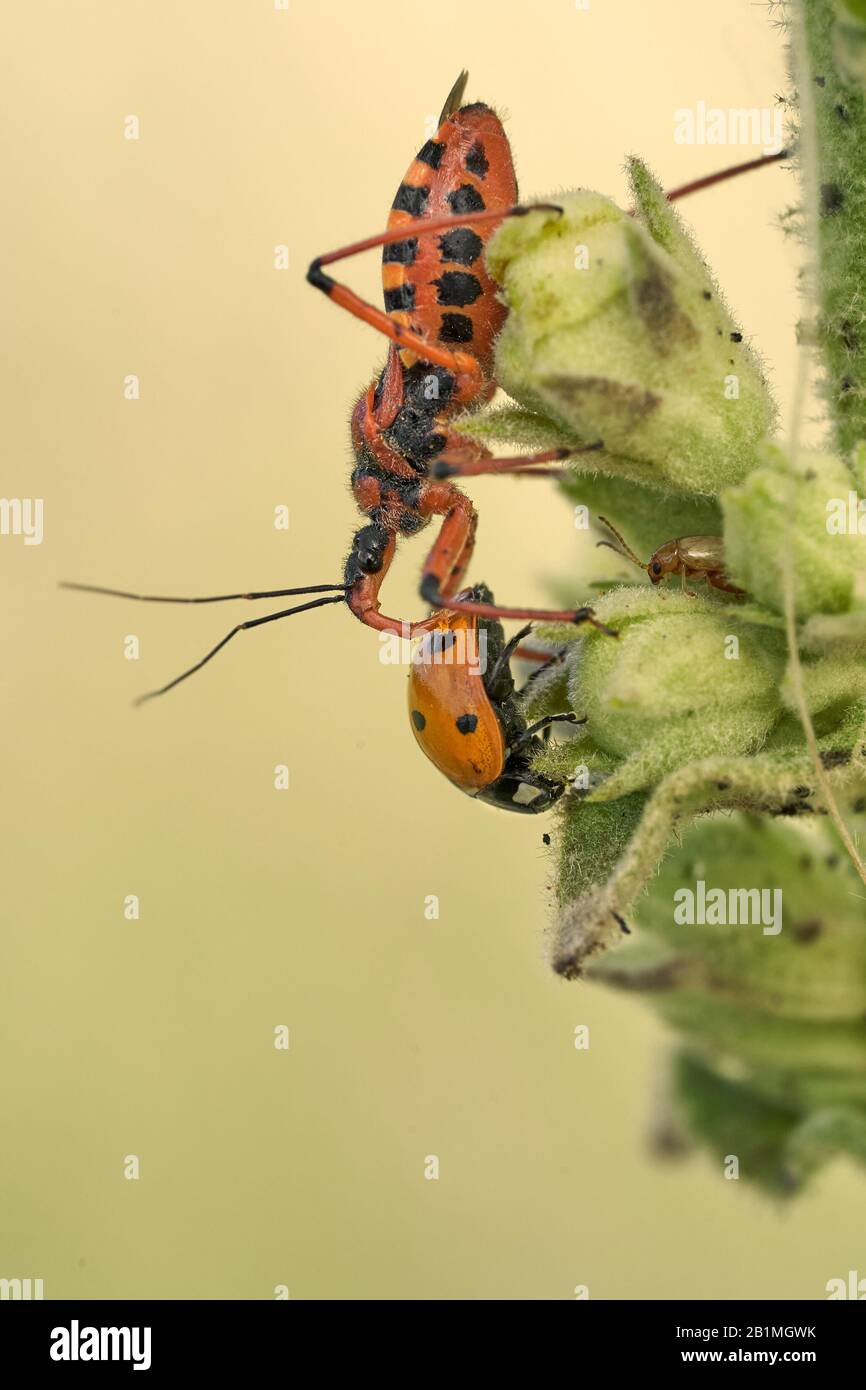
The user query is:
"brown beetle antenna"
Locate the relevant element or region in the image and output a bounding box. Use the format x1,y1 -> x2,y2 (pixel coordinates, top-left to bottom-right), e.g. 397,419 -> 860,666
595,516 -> 646,571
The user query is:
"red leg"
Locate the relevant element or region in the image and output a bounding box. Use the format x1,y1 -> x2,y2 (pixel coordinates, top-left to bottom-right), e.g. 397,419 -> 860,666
306,203 -> 562,382
664,149 -> 788,204
417,483 -> 617,636
431,440 -> 604,480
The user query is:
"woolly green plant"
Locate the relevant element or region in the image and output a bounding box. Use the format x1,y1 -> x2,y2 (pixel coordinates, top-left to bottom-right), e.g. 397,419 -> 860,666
455,0 -> 866,1190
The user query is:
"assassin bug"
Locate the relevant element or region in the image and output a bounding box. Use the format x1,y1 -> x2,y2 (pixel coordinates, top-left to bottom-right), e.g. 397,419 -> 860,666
408,585 -> 581,812
596,516 -> 746,597
62,75 -> 783,705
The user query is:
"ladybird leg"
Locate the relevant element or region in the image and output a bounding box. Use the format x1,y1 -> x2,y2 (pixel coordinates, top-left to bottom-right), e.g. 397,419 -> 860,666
486,624 -> 534,701
307,203 -> 562,381
707,571 -> 747,597
431,441 -> 603,480
512,713 -> 586,749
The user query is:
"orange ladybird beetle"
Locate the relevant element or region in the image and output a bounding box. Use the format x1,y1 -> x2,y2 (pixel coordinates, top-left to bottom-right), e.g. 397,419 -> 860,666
408,584 -> 582,812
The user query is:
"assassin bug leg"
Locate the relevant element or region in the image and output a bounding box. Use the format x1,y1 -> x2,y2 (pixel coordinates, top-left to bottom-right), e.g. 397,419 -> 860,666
415,489 -> 618,635
663,148 -> 789,205
431,440 -> 604,480
307,202 -> 563,388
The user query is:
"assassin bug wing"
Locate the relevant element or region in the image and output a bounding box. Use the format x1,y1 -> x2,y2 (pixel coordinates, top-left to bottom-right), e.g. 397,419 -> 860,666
408,606 -> 506,794
438,70 -> 469,125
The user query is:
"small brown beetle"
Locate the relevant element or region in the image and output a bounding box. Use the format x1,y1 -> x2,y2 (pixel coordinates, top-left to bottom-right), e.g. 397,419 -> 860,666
596,516 -> 745,597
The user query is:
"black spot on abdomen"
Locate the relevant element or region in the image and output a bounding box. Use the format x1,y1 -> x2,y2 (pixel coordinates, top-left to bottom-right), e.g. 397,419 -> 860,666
447,185 -> 485,215
465,141 -> 488,179
417,140 -> 446,169
383,238 -> 418,265
384,283 -> 416,312
439,228 -> 483,266
439,313 -> 474,344
411,709 -> 427,731
432,271 -> 483,307
393,184 -> 430,216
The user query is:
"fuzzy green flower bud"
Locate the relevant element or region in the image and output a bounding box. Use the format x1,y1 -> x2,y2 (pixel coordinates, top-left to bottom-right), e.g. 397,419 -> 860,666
564,590 -> 787,800
587,814 -> 866,1192
485,161 -> 776,497
721,442 -> 863,616
832,0 -> 866,85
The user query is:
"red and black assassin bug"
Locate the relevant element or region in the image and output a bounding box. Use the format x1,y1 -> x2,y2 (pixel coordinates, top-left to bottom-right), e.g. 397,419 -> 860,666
64,72 -> 612,703
63,74 -> 786,703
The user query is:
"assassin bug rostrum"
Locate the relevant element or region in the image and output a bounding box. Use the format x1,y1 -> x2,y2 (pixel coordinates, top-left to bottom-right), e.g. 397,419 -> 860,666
596,516 -> 746,597
408,584 -> 580,812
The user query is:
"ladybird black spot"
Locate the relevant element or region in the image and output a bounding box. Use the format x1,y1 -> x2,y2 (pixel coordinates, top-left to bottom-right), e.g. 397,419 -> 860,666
417,140 -> 446,170
432,271 -> 483,307
447,184 -> 485,215
465,141 -> 489,179
439,227 -> 483,266
439,312 -> 474,343
384,283 -> 416,312
456,713 -> 478,734
411,709 -> 426,732
393,183 -> 429,217
382,238 -> 418,265
730,331 -> 743,342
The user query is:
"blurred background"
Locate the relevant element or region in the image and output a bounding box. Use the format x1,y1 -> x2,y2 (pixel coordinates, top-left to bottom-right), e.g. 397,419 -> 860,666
1,0 -> 860,1299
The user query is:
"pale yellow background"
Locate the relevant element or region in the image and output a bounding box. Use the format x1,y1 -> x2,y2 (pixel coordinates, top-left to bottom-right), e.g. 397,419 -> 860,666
1,0 -> 860,1300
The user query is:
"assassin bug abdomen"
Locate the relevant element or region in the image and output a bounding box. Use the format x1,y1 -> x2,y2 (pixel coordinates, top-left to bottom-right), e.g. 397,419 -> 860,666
408,585 -> 582,813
